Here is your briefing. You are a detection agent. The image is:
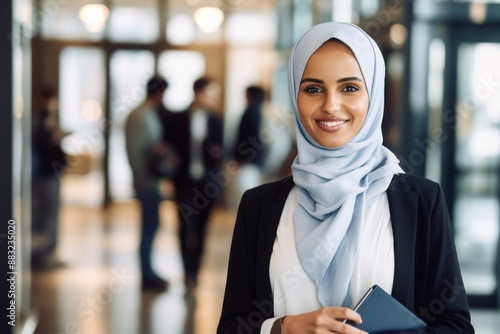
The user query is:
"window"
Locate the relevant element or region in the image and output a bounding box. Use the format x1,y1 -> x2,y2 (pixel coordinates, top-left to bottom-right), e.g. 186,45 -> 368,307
157,50 -> 205,111
109,50 -> 155,200
59,47 -> 106,205
108,0 -> 159,43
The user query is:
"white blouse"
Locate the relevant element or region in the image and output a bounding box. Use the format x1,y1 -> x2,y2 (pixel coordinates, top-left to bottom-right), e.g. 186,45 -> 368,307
189,109 -> 208,180
261,186 -> 394,333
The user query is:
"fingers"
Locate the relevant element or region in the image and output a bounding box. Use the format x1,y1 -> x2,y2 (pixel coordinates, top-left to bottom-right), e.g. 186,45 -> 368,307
323,307 -> 367,334
284,308 -> 367,334
325,307 -> 362,324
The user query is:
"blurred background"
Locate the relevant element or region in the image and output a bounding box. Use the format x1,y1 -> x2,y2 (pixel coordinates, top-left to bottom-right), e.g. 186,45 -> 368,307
2,0 -> 500,333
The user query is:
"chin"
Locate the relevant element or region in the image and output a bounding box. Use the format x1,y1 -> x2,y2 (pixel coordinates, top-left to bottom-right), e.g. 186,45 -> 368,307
320,140 -> 347,149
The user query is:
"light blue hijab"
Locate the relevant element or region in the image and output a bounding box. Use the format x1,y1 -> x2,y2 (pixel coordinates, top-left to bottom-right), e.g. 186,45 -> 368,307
289,22 -> 404,307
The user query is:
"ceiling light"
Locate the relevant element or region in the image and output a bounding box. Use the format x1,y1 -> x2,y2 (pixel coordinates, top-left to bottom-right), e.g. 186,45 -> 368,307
469,3 -> 487,24
79,4 -> 110,33
193,7 -> 224,33
81,100 -> 102,122
389,24 -> 408,46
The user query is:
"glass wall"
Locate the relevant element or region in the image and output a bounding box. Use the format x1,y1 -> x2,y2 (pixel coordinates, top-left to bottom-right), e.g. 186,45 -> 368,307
454,43 -> 500,296
408,0 -> 500,306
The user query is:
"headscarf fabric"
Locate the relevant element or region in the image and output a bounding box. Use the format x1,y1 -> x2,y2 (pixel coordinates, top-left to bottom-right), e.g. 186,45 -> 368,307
288,22 -> 404,307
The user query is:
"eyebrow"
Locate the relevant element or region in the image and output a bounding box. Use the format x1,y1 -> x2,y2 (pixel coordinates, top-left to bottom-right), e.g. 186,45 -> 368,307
300,76 -> 364,84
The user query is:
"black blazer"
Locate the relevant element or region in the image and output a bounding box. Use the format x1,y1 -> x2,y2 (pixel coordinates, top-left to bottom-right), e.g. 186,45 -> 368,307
159,108 -> 223,186
218,174 -> 474,334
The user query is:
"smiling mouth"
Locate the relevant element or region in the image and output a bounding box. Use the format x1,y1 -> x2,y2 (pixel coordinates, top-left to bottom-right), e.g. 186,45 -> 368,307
317,120 -> 347,127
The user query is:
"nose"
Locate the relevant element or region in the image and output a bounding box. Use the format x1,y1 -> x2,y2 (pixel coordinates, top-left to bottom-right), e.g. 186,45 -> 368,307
322,91 -> 340,114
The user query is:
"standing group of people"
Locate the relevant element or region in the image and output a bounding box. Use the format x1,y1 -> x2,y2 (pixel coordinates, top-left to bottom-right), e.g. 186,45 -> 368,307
31,73 -> 267,293
125,76 -> 264,291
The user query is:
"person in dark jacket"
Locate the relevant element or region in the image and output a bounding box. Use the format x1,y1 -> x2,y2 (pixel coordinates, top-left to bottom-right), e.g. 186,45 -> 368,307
218,22 -> 474,334
232,85 -> 267,194
31,87 -> 69,269
160,77 -> 224,290
233,85 -> 266,168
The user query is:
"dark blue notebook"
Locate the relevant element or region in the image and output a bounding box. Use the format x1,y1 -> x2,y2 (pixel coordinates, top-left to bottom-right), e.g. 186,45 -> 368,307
346,285 -> 426,333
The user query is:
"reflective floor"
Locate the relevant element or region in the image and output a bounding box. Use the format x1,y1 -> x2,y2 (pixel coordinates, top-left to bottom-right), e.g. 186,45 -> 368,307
30,198 -> 500,334
31,199 -> 234,334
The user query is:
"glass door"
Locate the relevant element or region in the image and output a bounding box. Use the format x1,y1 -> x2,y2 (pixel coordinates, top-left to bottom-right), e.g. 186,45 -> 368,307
454,43 -> 500,301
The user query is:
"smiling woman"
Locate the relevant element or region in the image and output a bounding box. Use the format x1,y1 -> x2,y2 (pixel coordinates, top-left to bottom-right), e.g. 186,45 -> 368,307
218,21 -> 474,334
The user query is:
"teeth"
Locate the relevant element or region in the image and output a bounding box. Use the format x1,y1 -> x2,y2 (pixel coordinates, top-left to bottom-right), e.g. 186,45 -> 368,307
318,120 -> 346,127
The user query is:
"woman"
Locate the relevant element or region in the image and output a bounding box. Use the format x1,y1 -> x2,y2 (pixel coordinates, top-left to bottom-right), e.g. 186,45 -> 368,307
218,22 -> 474,334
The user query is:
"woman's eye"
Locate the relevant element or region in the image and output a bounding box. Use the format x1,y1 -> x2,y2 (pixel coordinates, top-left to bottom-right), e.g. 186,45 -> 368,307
304,86 -> 321,94
342,85 -> 359,93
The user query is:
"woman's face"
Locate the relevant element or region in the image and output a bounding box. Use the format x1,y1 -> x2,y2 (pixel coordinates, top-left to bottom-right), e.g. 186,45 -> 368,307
297,40 -> 369,148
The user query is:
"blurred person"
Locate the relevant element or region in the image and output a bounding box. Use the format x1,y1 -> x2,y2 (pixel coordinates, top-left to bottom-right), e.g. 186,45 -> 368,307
218,22 -> 473,334
125,75 -> 169,290
161,77 -> 224,290
31,87 -> 70,270
232,85 -> 266,193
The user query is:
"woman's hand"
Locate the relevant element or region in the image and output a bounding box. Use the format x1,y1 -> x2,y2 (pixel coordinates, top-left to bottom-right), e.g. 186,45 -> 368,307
282,307 -> 368,334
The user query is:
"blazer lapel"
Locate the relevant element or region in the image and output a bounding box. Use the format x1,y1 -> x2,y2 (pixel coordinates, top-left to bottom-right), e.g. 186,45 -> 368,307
387,174 -> 419,308
255,177 -> 294,303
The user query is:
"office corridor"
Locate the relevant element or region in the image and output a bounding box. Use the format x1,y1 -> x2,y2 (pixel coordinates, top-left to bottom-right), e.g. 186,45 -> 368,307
30,185 -> 500,334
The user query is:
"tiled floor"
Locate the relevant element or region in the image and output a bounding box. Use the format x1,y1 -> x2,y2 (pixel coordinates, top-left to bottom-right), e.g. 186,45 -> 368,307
30,200 -> 500,334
